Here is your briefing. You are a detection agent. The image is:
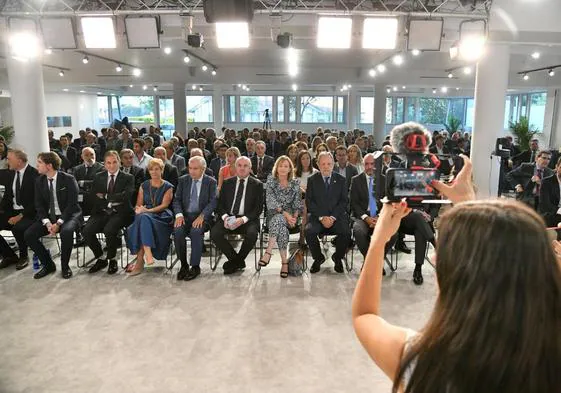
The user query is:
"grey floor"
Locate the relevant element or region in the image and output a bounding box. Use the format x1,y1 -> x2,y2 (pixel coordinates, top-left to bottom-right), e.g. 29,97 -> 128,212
0,237 -> 437,393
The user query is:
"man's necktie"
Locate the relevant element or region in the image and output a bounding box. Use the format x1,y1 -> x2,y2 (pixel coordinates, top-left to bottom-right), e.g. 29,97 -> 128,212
324,176 -> 330,192
188,180 -> 199,212
85,165 -> 92,178
15,171 -> 21,206
368,176 -> 377,217
535,169 -> 543,195
530,151 -> 535,163
48,179 -> 57,223
232,179 -> 245,216
108,174 -> 115,194
258,158 -> 263,175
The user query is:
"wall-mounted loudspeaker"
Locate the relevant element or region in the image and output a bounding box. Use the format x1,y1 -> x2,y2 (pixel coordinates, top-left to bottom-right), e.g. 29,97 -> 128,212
203,0 -> 254,23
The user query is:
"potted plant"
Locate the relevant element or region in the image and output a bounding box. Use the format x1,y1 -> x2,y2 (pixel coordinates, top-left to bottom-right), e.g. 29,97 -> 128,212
0,125 -> 14,144
443,116 -> 463,134
509,116 -> 537,151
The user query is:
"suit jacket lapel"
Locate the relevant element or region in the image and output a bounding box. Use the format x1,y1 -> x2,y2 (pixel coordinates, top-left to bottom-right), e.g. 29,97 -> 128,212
185,176 -> 192,209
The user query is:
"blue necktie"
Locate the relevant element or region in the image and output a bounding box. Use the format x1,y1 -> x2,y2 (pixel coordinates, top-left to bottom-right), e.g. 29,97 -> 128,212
324,176 -> 330,192
188,180 -> 199,213
368,176 -> 377,217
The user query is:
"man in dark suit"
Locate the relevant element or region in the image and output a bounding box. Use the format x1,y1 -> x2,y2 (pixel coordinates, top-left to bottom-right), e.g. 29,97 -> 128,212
429,135 -> 452,175
539,157 -> 561,228
305,151 -> 350,274
149,147 -> 179,188
72,129 -> 87,151
116,129 -> 134,152
211,156 -> 263,274
24,152 -> 82,279
48,130 -> 61,151
57,135 -> 78,170
507,150 -> 553,209
208,143 -> 228,179
0,149 -> 38,270
173,156 -> 217,281
182,148 -> 214,177
120,149 -> 145,205
334,145 -> 359,190
164,141 -> 186,174
71,147 -> 104,217
83,151 -> 135,275
350,153 -> 397,273
243,138 -> 256,160
266,130 -> 282,159
512,138 -> 540,168
251,141 -> 274,183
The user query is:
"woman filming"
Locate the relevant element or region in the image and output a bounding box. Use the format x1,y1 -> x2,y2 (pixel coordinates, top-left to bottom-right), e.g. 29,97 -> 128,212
352,155 -> 561,393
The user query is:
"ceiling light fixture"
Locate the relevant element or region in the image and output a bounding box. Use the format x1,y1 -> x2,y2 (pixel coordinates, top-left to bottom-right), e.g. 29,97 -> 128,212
392,86 -> 398,91
44,48 -> 53,55
386,87 -> 391,93
153,86 -> 158,92
411,49 -> 420,56
202,64 -> 208,72
292,84 -> 298,91
362,17 -> 398,49
82,55 -> 89,64
132,68 -> 141,77
211,69 -> 217,76
448,72 -> 454,78
216,22 -> 250,49
192,85 -> 197,90
531,51 -> 540,59
59,70 -> 64,77
9,32 -> 40,62
548,69 -> 555,77
523,73 -> 529,81
456,87 -> 460,91
432,88 -> 437,94
164,47 -> 172,55
199,87 -> 203,92
392,54 -> 404,66
142,85 -> 148,90
183,55 -> 190,63
463,66 -> 472,75
368,68 -> 377,77
441,86 -> 448,93
81,17 -> 117,49
377,64 -> 386,73
79,90 -> 85,93
115,64 -> 123,72
129,84 -> 133,88
63,88 -> 69,92
402,86 -> 406,89
318,17 -> 353,49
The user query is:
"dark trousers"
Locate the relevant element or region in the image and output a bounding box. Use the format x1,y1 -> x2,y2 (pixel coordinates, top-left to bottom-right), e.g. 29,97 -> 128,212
210,219 -> 259,263
353,219 -> 397,257
305,217 -> 349,261
82,213 -> 133,260
174,214 -> 207,268
0,212 -> 34,259
399,211 -> 435,266
24,218 -> 80,270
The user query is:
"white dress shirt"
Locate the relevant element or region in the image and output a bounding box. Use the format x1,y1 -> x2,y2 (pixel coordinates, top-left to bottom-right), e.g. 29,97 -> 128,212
12,164 -> 28,210
133,152 -> 152,170
222,176 -> 249,224
42,171 -> 63,226
361,173 -> 375,220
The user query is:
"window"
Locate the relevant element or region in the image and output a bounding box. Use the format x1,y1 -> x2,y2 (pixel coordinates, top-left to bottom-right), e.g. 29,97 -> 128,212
225,96 -> 236,122
97,96 -> 110,124
300,96 -> 333,123
117,95 -> 155,124
186,96 -> 212,122
405,97 -> 416,121
159,97 -> 174,139
277,96 -> 285,122
465,99 -> 475,131
288,96 -> 297,122
447,98 -> 466,125
418,98 -> 448,124
337,96 -> 345,123
394,97 -> 404,124
359,97 -> 374,123
385,97 -> 393,124
529,92 -> 547,131
520,94 -> 528,119
240,96 -> 273,122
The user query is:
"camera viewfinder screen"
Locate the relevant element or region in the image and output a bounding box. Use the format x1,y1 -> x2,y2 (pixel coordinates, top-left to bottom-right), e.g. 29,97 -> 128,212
393,170 -> 437,197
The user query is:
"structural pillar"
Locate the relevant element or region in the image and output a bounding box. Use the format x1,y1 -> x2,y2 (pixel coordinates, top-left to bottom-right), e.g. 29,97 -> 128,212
213,85 -> 223,131
471,44 -> 510,198
373,83 -> 387,147
6,55 -> 48,161
347,88 -> 357,131
173,83 -> 187,138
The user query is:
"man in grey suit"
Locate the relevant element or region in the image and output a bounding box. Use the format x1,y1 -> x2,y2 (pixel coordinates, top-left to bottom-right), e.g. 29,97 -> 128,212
334,145 -> 358,190
164,141 -> 186,174
173,156 -> 217,281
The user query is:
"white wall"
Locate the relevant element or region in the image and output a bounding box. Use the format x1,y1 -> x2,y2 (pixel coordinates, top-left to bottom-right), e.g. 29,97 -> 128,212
0,97 -> 12,127
45,94 -> 99,138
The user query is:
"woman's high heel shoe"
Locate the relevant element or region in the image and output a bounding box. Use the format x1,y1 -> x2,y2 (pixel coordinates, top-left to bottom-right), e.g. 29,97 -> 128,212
259,251 -> 272,267
280,262 -> 289,278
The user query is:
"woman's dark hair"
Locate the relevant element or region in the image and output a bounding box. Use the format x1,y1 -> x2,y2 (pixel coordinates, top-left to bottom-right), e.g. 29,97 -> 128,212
0,142 -> 8,159
394,199 -> 561,393
295,150 -> 313,177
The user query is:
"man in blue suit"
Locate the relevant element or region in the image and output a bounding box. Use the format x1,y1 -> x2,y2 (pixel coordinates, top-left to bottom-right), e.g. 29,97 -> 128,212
173,156 -> 217,281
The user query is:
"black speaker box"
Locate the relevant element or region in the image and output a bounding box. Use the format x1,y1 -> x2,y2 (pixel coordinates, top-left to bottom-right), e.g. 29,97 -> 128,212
203,0 -> 254,23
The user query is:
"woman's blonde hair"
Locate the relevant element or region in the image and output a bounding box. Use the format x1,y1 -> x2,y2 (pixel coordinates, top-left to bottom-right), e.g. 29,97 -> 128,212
147,158 -> 164,171
272,155 -> 294,181
347,144 -> 363,164
226,147 -> 241,162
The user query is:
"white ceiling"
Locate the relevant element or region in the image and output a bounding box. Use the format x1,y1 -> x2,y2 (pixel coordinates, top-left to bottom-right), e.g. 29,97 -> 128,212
0,0 -> 560,95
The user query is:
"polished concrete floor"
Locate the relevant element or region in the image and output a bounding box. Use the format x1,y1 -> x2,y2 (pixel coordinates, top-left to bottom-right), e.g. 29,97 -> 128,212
0,238 -> 437,393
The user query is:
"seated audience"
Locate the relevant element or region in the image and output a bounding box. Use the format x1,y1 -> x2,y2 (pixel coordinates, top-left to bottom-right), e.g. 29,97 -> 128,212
149,146 -> 179,188
120,148 -> 145,205
186,148 -> 214,177
143,136 -> 155,156
72,147 -> 104,216
286,144 -> 298,166
250,141 -> 274,183
244,138 -> 256,160
259,156 -> 302,278
0,149 -> 38,270
57,135 -> 78,170
132,138 -> 152,170
25,152 -> 82,279
347,144 -> 364,174
218,146 -> 241,192
116,129 -> 134,152
72,129 -> 87,151
211,157 -> 263,274
352,156 -> 561,393
294,150 -> 318,246
539,157 -> 561,227
48,130 -> 60,151
209,143 -> 228,178
312,142 -> 328,169
164,141 -> 186,174
512,138 -> 539,168
507,150 -> 553,209
173,156 -> 217,281
305,151 -> 350,273
126,158 -> 174,276
83,151 -> 135,275
334,145 -> 358,190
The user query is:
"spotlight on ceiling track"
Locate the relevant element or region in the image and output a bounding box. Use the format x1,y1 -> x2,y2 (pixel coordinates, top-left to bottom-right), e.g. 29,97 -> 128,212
523,73 -> 529,81
277,32 -> 293,49
59,70 -> 64,77
531,51 -> 540,59
82,55 -> 89,64
211,69 -> 217,76
548,69 -> 555,77
192,85 -> 197,90
463,66 -> 472,75
392,54 -> 404,66
441,86 -> 448,93
44,48 -> 53,55
183,55 -> 190,63
292,84 -> 298,91
432,88 -> 437,94
202,64 -> 208,72
132,68 -> 141,77
369,68 -> 377,77
386,87 -> 391,93
115,64 -> 123,72
199,87 -> 203,92
377,64 -> 386,73
164,47 -> 172,54
129,84 -> 133,88
448,72 -> 454,78
153,86 -> 158,92
411,49 -> 420,56
142,85 -> 148,90
392,86 -> 398,91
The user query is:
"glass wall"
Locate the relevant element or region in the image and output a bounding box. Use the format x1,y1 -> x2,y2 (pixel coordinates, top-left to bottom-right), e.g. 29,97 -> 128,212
239,96 -> 273,122
97,96 -> 110,124
359,97 -> 374,123
528,92 -> 547,131
159,97 -> 174,138
300,96 -> 333,123
337,96 -> 345,123
114,96 -> 155,124
186,96 -> 213,122
277,97 -> 285,123
288,96 -> 297,122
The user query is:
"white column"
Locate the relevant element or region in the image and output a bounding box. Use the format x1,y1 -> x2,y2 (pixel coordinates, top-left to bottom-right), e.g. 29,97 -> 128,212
6,56 -> 48,162
213,85 -> 223,131
547,89 -> 561,148
173,83 -> 187,138
472,44 -> 510,198
373,83 -> 387,146
347,88 -> 357,131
